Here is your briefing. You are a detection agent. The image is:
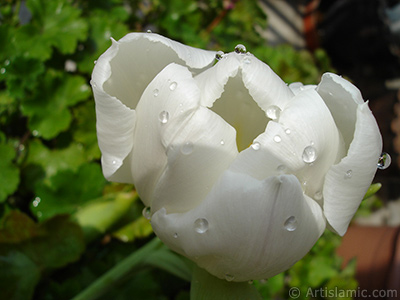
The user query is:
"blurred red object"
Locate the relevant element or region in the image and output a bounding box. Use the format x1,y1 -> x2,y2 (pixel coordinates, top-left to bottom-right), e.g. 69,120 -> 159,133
337,226 -> 400,300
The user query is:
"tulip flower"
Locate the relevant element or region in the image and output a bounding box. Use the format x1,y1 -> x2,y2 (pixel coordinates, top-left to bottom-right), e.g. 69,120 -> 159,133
91,33 -> 382,282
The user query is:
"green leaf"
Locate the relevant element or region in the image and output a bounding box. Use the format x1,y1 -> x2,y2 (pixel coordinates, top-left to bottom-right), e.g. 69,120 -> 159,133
190,265 -> 262,300
2,57 -> 45,99
23,0 -> 88,58
0,211 -> 85,299
21,71 -> 90,139
78,8 -> 129,73
0,211 -> 85,269
112,216 -> 153,243
0,251 -> 41,300
74,191 -> 139,243
32,163 -> 106,221
25,139 -> 86,179
363,183 -> 381,200
72,102 -> 101,160
0,142 -> 20,202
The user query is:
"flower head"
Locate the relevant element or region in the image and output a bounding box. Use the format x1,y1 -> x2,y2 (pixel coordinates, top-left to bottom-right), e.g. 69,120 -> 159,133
91,33 -> 382,281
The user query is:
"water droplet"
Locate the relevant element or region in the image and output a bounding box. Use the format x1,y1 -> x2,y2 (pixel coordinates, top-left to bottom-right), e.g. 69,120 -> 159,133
314,191 -> 323,200
220,140 -> 225,145
181,141 -> 194,155
142,207 -> 151,220
377,152 -> 391,170
169,82 -> 177,90
4,60 -> 10,66
234,44 -> 246,54
173,233 -> 178,238
344,170 -> 352,179
32,197 -> 41,207
146,29 -> 152,33
285,128 -> 291,135
251,141 -> 261,150
32,130 -> 39,137
0,68 -> 5,74
243,57 -> 251,64
299,86 -> 304,91
302,146 -> 317,163
215,51 -> 224,60
112,160 -> 117,165
194,218 -> 209,233
266,105 -> 281,120
328,92 -> 333,96
284,216 -> 297,231
273,135 -> 281,143
94,60 -> 97,64
159,111 -> 169,124
153,89 -> 159,97
277,164 -> 286,173
225,274 -> 235,281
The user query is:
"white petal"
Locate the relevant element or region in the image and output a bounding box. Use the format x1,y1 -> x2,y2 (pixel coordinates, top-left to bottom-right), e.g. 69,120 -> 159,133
195,53 -> 272,151
241,54 -> 295,112
288,82 -> 317,95
230,88 -> 342,198
92,33 -> 216,181
323,103 -> 382,236
151,105 -> 238,213
131,63 -> 204,206
151,171 -> 326,281
316,73 -> 363,150
101,33 -> 216,110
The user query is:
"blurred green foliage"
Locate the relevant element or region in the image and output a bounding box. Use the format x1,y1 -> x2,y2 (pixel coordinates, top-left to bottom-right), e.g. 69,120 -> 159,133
0,0 -> 358,299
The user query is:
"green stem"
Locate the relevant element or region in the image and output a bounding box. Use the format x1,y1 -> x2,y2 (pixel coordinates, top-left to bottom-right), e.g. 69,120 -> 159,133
191,265 -> 262,300
71,237 -> 162,300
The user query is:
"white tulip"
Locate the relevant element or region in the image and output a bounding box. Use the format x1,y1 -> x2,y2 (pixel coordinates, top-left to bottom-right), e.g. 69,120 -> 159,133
91,33 -> 382,281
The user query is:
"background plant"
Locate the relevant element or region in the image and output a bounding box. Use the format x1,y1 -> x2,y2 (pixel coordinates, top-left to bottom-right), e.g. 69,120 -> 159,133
0,0 -> 362,299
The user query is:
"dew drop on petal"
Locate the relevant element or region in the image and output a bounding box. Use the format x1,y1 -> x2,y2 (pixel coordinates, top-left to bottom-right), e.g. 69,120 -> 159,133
159,111 -> 169,124
328,92 -> 333,96
225,274 -> 235,281
215,51 -> 224,60
266,105 -> 281,120
284,216 -> 297,232
377,152 -> 391,170
273,135 -> 282,143
142,207 -> 151,220
302,146 -> 317,163
146,29 -> 152,33
285,128 -> 291,135
243,57 -> 251,64
194,218 -> 209,233
169,81 -> 177,90
277,164 -> 286,173
220,139 -> 225,146
234,44 -> 246,54
181,141 -> 194,155
344,170 -> 353,179
251,141 -> 261,150
153,89 -> 159,97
